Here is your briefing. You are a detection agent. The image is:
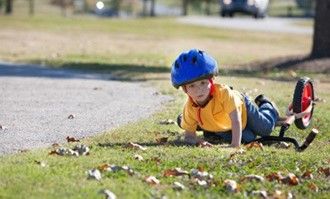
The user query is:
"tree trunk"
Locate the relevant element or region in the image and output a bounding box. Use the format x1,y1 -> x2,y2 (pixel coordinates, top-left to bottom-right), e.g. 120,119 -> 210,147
182,0 -> 189,16
61,0 -> 66,17
29,0 -> 34,16
311,0 -> 330,58
205,0 -> 211,15
150,0 -> 155,16
142,0 -> 147,16
83,0 -> 88,13
5,0 -> 13,14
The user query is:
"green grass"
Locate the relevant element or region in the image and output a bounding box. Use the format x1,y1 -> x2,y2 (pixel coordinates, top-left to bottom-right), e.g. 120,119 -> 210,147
0,13 -> 329,199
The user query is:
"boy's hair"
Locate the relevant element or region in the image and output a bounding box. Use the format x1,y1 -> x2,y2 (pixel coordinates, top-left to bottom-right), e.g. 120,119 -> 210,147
171,49 -> 218,89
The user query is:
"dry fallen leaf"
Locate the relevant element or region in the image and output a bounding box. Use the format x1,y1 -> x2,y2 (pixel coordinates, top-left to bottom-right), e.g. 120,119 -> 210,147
150,157 -> 161,165
49,145 -> 89,156
66,136 -> 80,143
121,165 -> 135,176
49,150 -> 58,155
281,173 -> 299,186
159,119 -> 175,125
289,70 -> 297,78
229,148 -> 246,159
301,170 -> 314,179
196,179 -> 208,187
198,141 -> 213,148
190,169 -> 213,180
99,189 -> 116,199
266,172 -> 299,185
245,142 -> 264,150
318,167 -> 330,177
98,164 -> 122,173
52,143 -> 60,147
127,142 -> 147,151
0,125 -> 8,130
271,190 -> 286,199
133,154 -> 144,161
156,137 -> 168,145
34,160 -> 47,167
87,169 -> 102,181
308,182 -> 319,192
275,142 -> 291,149
68,114 -> 75,119
266,172 -> 283,182
164,168 -> 189,177
93,87 -> 102,90
145,176 -> 160,185
73,144 -> 90,156
241,174 -> 265,182
251,190 -> 268,199
98,163 -> 112,172
314,97 -> 326,103
173,181 -> 185,191
224,179 -> 239,193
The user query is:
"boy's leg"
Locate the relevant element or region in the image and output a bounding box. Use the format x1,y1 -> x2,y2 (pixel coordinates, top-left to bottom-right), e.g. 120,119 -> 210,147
244,96 -> 279,137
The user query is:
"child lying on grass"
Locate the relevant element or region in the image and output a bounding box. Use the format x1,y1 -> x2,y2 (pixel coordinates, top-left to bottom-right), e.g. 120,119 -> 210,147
171,49 -> 279,147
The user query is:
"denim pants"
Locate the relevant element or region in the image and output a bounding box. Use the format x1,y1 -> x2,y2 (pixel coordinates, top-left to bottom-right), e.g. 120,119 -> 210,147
177,96 -> 278,143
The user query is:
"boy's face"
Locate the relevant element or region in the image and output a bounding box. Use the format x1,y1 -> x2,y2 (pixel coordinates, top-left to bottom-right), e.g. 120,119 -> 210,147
185,79 -> 211,105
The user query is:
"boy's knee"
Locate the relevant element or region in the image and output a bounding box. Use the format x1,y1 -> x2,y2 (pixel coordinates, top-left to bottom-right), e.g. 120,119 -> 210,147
257,121 -> 275,136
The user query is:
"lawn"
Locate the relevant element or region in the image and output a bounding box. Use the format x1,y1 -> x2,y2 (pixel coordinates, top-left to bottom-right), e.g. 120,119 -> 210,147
0,13 -> 329,199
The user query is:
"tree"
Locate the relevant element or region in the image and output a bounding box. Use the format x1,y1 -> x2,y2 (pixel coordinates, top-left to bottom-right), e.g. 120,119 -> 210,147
311,0 -> 330,58
204,0 -> 211,15
5,0 -> 12,14
182,0 -> 189,16
29,0 -> 34,16
150,0 -> 155,16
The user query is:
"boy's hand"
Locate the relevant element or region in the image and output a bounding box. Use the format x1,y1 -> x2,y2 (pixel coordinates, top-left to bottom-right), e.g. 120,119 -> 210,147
183,131 -> 213,147
184,132 -> 198,145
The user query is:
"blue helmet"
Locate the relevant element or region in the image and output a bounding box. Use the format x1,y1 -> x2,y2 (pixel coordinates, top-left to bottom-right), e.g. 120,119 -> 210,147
171,49 -> 218,88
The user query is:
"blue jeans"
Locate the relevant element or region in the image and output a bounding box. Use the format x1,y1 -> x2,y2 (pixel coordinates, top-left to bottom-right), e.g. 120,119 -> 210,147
177,96 -> 278,143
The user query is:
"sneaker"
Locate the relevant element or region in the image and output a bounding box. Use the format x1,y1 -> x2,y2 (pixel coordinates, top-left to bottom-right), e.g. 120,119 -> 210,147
254,94 -> 280,117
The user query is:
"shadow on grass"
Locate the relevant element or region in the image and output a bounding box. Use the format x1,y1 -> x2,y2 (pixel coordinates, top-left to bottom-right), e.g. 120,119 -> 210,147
97,140 -> 189,148
4,56 -> 328,82
58,62 -> 170,73
230,55 -> 330,82
59,62 -> 171,82
0,61 -> 170,82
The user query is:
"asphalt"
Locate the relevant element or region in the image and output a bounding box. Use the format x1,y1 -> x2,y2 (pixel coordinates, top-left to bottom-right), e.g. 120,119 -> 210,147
0,62 -> 172,155
178,16 -> 313,35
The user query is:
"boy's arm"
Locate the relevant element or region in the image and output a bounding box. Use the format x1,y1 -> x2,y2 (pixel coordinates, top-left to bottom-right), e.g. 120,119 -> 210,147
229,108 -> 242,147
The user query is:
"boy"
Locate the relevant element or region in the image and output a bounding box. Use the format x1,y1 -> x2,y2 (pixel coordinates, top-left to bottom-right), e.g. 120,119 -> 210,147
171,49 -> 279,147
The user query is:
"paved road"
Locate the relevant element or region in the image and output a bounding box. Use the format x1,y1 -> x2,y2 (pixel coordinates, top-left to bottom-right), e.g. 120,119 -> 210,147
178,16 -> 313,35
0,62 -> 171,155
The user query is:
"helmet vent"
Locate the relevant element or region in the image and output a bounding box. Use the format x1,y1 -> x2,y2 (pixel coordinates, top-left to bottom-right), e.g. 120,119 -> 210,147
175,61 -> 179,68
192,56 -> 197,64
198,50 -> 203,54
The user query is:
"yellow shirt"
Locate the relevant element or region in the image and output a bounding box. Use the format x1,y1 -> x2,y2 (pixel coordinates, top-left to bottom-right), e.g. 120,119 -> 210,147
181,84 -> 247,133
